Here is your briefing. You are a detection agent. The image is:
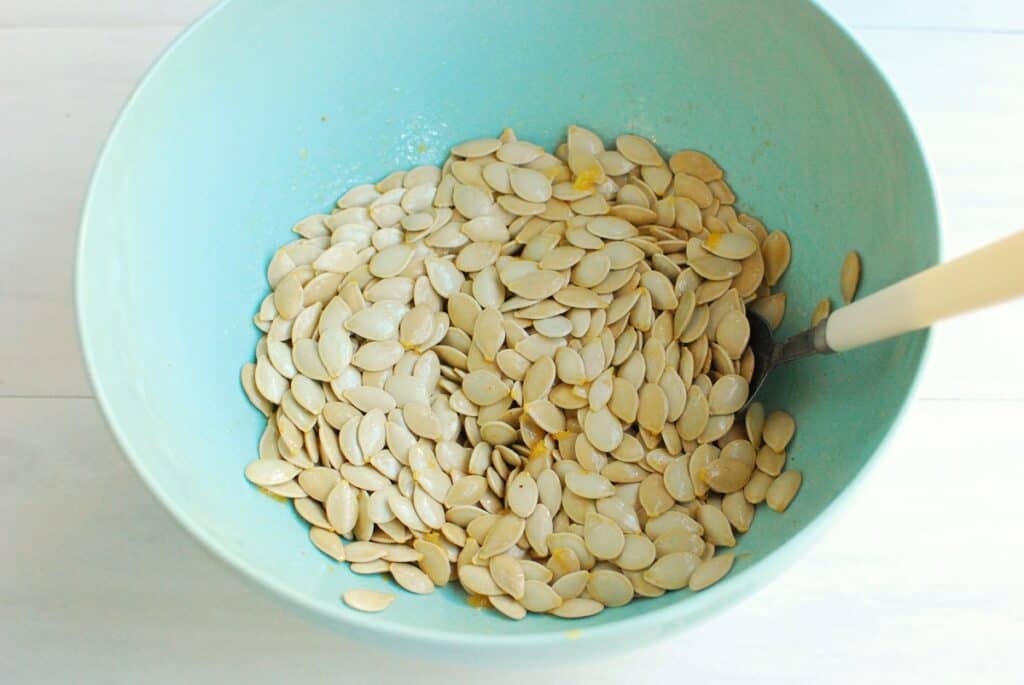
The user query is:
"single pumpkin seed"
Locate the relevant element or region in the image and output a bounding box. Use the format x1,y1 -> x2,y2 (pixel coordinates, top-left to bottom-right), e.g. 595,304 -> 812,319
390,562 -> 435,594
245,458 -> 299,487
458,565 -> 503,596
763,231 -> 791,286
643,551 -> 700,590
708,374 -> 749,415
551,569 -> 590,599
489,554 -> 526,599
550,597 -> 604,619
342,589 -> 395,612
688,552 -> 735,591
763,410 -> 795,452
521,580 -> 563,613
841,251 -> 861,303
696,504 -> 735,547
766,470 -> 802,512
811,297 -> 831,326
669,150 -> 722,181
489,595 -> 527,620
722,491 -> 755,532
583,512 -> 625,560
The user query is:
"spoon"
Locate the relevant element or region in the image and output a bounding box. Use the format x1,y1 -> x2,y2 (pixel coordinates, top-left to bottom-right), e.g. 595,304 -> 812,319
745,229 -> 1024,406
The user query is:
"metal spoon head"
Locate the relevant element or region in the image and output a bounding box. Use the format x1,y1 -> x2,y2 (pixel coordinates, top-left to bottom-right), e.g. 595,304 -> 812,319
744,310 -> 777,407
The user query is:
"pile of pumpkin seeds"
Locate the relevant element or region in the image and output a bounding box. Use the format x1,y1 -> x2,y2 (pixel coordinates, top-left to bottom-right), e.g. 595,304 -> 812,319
242,125 -> 803,620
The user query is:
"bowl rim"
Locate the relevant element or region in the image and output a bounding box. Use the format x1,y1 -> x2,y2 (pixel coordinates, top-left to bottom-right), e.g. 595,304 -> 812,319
74,0 -> 941,654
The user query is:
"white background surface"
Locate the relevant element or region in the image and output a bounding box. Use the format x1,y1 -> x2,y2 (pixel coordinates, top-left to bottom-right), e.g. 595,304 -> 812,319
3,1 -> 1023,682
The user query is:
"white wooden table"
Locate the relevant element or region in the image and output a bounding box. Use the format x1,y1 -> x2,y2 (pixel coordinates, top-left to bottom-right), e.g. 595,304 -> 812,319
3,2 -> 1023,682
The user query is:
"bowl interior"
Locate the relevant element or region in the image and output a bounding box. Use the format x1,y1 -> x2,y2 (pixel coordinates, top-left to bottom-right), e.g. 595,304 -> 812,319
78,0 -> 937,659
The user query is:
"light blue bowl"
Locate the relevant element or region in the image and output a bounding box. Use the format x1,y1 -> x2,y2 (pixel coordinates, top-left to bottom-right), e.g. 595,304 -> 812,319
77,0 -> 938,661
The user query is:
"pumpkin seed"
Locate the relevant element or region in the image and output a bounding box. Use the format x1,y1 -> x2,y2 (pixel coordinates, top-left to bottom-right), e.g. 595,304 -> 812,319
506,270 -> 563,300
298,467 -> 341,502
715,311 -> 750,359
458,565 -> 502,596
674,197 -> 703,232
614,134 -> 661,166
351,343 -> 403,375
452,138 -> 502,158
689,255 -> 742,281
708,374 -> 749,415
294,497 -> 332,529
489,554 -> 526,599
498,141 -> 544,165
324,480 -> 359,536
584,407 -> 623,452
442,476 -> 485,508
637,383 -> 669,434
613,533 -> 656,571
669,150 -> 722,181
749,292 -> 786,330
762,231 -> 791,286
766,470 -> 802,512
253,356 -> 288,405
462,370 -> 509,406
521,580 -> 563,613
309,527 -> 346,561
403,403 -> 442,439
587,569 -> 635,607
841,251 -> 861,303
673,173 -> 713,207
551,569 -> 590,598
507,471 -> 539,518
245,458 -> 298,487
722,491 -> 755,532
550,597 -> 604,619
696,504 -> 735,547
413,539 -> 451,586
811,297 -> 831,326
583,512 -> 626,560
479,514 -> 526,559
700,457 -> 754,493
638,474 -> 675,517
679,387 -> 710,441
565,471 -> 615,499
653,528 -> 704,557
688,552 -> 735,591
663,457 -> 695,502
744,470 -> 774,504
526,503 -> 554,556
763,410 -> 795,452
424,257 -> 465,298
342,589 -> 395,612
489,595 -> 527,620
390,562 -> 434,594
587,216 -> 637,240
643,552 -> 700,590
508,167 -> 553,203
